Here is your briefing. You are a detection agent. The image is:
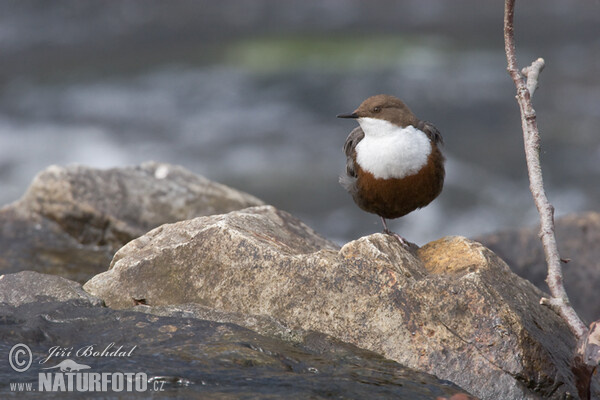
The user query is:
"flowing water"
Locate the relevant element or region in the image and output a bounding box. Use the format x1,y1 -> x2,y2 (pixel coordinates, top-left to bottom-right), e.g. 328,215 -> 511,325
1,1 -> 599,245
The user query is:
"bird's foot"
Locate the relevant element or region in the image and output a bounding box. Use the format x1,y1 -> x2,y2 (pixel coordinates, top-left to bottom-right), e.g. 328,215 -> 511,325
383,229 -> 408,247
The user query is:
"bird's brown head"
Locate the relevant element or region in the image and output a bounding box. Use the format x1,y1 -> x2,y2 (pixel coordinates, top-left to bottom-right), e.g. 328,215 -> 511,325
337,94 -> 418,127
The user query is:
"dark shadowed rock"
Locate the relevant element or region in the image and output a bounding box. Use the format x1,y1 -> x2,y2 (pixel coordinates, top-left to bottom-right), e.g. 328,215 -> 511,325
84,205 -> 598,399
0,272 -> 469,399
477,211 -> 600,324
135,303 -> 305,343
0,162 -> 264,282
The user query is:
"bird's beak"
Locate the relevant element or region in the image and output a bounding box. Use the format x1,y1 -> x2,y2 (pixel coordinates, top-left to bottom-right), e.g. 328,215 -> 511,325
336,112 -> 359,119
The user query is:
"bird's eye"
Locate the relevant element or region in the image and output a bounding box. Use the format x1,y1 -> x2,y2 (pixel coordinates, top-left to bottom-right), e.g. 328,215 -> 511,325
373,106 -> 381,113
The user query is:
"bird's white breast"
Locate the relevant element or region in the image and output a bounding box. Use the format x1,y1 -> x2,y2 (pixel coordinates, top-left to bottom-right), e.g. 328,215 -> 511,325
355,117 -> 431,179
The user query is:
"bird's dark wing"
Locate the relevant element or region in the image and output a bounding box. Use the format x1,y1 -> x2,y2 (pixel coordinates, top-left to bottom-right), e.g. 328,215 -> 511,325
417,120 -> 443,146
342,126 -> 365,178
339,126 -> 364,194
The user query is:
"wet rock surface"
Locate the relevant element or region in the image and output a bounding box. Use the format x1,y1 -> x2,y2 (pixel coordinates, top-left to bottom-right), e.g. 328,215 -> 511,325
85,205 -> 599,399
477,211 -> 600,324
0,271 -> 469,399
0,163 -> 263,283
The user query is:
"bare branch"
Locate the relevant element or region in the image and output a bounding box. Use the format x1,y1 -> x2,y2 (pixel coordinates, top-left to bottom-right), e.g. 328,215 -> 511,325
504,3 -> 599,397
503,0 -> 587,339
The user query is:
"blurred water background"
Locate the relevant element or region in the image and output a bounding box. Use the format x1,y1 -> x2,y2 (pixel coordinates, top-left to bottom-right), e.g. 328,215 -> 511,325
1,0 -> 598,245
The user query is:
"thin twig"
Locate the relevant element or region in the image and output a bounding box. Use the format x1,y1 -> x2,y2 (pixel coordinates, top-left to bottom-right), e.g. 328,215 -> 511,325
503,0 -> 587,339
504,5 -> 599,398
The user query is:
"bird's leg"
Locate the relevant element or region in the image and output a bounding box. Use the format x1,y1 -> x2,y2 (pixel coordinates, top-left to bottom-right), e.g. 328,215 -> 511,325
380,217 -> 408,246
380,216 -> 391,234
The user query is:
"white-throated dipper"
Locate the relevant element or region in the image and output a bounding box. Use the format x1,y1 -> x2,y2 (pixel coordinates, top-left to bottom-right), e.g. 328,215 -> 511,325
337,94 -> 445,245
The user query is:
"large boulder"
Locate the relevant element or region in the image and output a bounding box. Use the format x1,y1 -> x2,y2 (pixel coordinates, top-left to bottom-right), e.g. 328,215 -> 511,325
478,211 -> 600,324
84,205 -> 597,399
0,162 -> 263,282
0,271 -> 469,399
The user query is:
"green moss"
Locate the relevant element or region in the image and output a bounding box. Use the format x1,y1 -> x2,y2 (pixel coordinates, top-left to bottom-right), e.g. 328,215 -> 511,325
224,34 -> 420,72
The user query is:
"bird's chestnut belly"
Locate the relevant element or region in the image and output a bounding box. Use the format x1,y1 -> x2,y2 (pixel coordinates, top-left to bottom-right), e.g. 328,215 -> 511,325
353,147 -> 445,219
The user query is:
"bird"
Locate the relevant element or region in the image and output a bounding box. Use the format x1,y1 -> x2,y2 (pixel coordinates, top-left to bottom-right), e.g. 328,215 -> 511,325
337,94 -> 445,245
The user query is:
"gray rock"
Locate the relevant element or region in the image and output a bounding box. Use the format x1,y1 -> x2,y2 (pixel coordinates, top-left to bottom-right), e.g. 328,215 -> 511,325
0,271 -> 102,307
477,211 -> 600,324
84,205 -> 597,399
135,303 -> 305,344
0,162 -> 264,282
0,276 -> 470,399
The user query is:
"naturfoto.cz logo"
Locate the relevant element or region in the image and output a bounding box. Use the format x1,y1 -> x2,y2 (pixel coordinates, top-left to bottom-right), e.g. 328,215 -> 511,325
7,343 -> 162,393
